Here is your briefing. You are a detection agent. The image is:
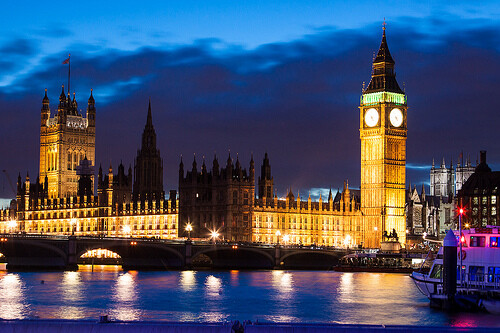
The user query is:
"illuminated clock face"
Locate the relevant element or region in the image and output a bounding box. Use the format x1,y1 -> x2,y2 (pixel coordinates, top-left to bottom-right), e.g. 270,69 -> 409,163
390,108 -> 403,127
364,108 -> 379,127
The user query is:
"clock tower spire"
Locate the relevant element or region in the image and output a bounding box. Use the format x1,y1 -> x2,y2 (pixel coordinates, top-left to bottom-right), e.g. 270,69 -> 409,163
359,26 -> 407,249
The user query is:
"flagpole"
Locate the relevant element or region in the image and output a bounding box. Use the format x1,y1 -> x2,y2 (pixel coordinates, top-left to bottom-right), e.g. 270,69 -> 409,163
68,54 -> 71,96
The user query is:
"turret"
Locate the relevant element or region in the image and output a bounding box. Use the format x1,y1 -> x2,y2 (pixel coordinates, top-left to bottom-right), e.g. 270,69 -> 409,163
226,153 -> 233,179
41,88 -> 50,126
249,154 -> 255,182
87,89 -> 96,127
258,153 -> 273,201
179,156 -> 184,181
192,155 -> 197,173
212,154 -> 219,177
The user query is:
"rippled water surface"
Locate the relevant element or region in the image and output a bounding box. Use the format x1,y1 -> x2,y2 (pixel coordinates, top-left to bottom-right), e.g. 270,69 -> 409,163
0,266 -> 497,327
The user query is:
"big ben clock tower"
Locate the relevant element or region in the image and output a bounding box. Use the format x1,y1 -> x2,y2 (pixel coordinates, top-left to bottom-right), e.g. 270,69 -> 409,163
360,26 -> 407,249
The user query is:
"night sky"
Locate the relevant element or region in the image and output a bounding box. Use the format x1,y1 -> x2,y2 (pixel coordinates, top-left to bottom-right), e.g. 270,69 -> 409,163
1,0 -> 500,203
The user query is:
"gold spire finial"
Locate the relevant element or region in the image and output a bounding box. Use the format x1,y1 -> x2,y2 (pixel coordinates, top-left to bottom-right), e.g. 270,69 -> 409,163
383,18 -> 386,31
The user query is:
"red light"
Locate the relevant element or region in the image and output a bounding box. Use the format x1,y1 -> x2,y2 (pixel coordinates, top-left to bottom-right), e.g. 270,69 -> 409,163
459,208 -> 464,215
461,236 -> 465,243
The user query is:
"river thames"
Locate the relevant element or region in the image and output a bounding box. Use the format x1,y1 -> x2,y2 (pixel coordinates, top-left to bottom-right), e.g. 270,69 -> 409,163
0,266 -> 498,327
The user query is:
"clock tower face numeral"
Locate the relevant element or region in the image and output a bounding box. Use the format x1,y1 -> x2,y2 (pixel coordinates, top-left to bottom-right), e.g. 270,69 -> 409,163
364,108 -> 379,127
389,108 -> 403,127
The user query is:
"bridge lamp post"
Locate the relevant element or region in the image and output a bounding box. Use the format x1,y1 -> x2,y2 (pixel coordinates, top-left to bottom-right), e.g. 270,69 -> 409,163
8,220 -> 17,234
344,234 -> 351,249
123,225 -> 131,237
275,230 -> 281,245
282,234 -> 290,246
185,223 -> 193,240
70,218 -> 77,235
210,230 -> 219,244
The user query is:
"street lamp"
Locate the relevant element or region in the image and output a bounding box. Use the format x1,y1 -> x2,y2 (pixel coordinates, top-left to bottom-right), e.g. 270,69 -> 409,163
275,230 -> 281,244
344,234 -> 351,248
282,234 -> 290,245
70,218 -> 77,235
8,220 -> 17,233
210,230 -> 219,243
123,225 -> 131,237
185,223 -> 193,240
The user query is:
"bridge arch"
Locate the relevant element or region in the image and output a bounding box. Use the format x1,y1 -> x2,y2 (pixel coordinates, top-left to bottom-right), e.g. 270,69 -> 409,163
76,240 -> 185,269
279,250 -> 343,269
193,246 -> 275,269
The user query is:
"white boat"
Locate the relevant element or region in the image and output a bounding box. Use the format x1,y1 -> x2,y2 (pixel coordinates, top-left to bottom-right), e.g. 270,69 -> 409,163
411,226 -> 500,312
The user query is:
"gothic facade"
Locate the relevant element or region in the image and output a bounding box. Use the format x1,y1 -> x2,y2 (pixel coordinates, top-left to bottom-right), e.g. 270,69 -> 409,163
39,86 -> 96,198
13,97 -> 177,238
179,154 -> 255,241
179,153 -> 363,246
6,27 -> 410,249
359,27 -> 407,248
430,156 -> 474,197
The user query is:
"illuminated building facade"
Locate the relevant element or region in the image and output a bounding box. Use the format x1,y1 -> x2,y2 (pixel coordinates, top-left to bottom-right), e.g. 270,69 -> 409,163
178,154 -> 255,241
458,151 -> 500,228
39,87 -> 96,198
430,157 -> 475,197
359,27 -> 407,248
9,28 -> 407,249
14,99 -> 178,239
179,153 -> 363,246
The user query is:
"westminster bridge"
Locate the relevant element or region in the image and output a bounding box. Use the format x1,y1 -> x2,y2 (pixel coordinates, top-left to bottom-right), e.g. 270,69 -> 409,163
0,234 -> 348,271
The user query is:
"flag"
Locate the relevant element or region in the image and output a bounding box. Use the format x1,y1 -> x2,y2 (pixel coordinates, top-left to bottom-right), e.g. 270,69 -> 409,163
62,57 -> 70,65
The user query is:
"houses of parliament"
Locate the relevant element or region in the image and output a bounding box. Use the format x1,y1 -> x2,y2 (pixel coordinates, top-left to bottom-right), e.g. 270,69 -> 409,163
0,28 -> 407,249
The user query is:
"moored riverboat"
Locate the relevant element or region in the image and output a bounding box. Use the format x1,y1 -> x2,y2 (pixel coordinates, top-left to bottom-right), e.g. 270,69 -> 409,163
411,226 -> 500,312
334,252 -> 428,273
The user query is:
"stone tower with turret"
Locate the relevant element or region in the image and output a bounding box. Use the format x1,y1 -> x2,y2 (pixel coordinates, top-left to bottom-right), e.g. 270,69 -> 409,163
39,86 -> 96,198
359,26 -> 407,248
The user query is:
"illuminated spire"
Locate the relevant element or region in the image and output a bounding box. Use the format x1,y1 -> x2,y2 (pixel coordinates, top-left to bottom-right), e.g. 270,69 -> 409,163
363,23 -> 403,94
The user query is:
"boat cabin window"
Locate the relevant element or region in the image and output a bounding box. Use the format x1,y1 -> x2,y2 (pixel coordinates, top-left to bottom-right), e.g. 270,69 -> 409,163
469,266 -> 485,282
488,267 -> 500,283
470,236 -> 486,247
490,236 -> 499,248
430,264 -> 442,279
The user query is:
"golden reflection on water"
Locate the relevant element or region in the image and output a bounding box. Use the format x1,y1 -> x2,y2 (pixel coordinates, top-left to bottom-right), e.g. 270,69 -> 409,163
267,271 -> 297,322
59,271 -> 83,319
338,272 -> 354,303
0,273 -> 27,319
205,275 -> 222,299
110,272 -> 141,321
180,270 -> 196,291
271,271 -> 294,301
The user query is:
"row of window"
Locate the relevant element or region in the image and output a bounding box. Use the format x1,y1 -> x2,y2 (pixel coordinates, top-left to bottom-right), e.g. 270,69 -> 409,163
468,236 -> 499,248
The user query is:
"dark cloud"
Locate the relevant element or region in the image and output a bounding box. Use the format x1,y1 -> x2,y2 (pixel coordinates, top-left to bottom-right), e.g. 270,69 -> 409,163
0,38 -> 36,56
1,18 -> 500,199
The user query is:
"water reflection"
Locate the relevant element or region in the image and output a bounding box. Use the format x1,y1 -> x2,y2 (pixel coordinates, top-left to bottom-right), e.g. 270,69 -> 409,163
205,275 -> 222,299
110,272 -> 141,321
203,275 -> 227,322
271,270 -> 294,301
180,271 -> 196,292
338,272 -> 354,303
59,271 -> 83,319
0,273 -> 27,319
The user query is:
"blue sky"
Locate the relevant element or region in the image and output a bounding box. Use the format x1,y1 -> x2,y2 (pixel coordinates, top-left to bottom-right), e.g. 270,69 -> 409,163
1,0 -> 500,200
